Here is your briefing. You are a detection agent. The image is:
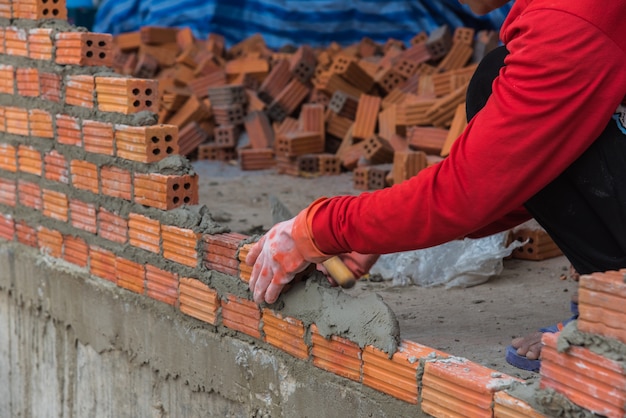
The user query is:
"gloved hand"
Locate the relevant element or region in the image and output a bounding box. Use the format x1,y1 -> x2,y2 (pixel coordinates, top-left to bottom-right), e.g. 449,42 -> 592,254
317,252 -> 380,285
246,198 -> 331,304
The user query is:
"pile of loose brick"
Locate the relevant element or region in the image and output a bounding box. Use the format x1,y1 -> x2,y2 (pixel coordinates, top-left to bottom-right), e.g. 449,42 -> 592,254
0,1 -> 625,416
110,24 -> 495,190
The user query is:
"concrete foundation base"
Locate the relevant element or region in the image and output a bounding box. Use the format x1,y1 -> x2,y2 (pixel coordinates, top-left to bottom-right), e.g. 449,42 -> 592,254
0,244 -> 421,417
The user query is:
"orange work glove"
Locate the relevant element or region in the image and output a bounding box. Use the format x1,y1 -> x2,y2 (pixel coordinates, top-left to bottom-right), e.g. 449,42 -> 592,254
246,198 -> 330,304
316,252 -> 380,285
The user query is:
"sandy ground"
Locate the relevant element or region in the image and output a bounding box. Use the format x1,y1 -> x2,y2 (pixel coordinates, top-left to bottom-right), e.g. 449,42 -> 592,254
193,160 -> 579,381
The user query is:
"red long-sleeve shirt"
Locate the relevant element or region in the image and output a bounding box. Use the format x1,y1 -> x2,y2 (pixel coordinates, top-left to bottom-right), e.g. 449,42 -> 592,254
311,0 -> 626,255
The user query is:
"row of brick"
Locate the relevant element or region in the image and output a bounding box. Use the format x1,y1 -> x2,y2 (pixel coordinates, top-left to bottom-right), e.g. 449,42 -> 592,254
0,212 -> 548,417
0,0 -> 69,21
0,147 -> 197,211
0,64 -> 159,115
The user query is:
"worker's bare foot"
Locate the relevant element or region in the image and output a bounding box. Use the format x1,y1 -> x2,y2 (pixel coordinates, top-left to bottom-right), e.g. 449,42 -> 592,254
510,331 -> 543,360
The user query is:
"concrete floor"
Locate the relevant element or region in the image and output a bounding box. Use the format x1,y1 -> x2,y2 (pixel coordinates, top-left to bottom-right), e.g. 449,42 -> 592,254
193,159 -> 579,381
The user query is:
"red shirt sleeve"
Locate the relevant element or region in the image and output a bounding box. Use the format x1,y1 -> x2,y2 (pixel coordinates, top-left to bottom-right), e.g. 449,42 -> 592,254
311,6 -> 626,255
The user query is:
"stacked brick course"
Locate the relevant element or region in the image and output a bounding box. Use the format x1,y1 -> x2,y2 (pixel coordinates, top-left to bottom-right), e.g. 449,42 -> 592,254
0,2 -> 620,417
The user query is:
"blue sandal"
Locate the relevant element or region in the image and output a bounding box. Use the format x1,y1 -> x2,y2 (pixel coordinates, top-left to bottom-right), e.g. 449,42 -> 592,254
505,302 -> 578,372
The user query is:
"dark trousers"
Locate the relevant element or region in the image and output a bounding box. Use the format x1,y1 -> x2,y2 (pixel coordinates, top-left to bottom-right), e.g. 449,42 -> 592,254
466,46 -> 626,275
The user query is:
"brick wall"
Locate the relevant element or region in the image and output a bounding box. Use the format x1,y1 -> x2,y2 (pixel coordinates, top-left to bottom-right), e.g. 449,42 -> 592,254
0,1 -> 624,417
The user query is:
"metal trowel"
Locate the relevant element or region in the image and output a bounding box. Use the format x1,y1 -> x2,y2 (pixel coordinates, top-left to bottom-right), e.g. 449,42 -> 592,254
269,195 -> 356,289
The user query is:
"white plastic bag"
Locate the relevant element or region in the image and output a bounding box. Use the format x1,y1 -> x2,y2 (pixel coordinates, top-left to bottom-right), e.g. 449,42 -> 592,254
369,231 -> 524,288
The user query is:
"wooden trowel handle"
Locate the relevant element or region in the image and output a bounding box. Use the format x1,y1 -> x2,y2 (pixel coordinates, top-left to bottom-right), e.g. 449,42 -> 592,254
322,256 -> 356,289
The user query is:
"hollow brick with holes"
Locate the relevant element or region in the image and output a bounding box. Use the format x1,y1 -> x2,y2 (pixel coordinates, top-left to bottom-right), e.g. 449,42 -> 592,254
203,232 -> 247,276
44,150 -> 69,184
17,179 -> 42,210
331,56 -> 375,93
55,114 -> 82,146
289,45 -> 316,84
5,106 -> 29,137
29,109 -> 54,139
5,27 -> 28,57
133,172 -> 198,210
0,177 -> 16,207
178,278 -> 220,325
114,124 -> 179,163
214,124 -> 240,148
70,160 -> 99,194
96,77 -> 159,114
16,67 -> 39,97
65,74 -> 95,109
69,199 -> 97,234
116,256 -> 145,294
82,119 -> 114,156
239,148 -> 276,171
97,208 -> 127,244
258,59 -> 291,104
0,213 -> 14,241
16,220 -> 37,248
145,264 -> 178,307
17,145 -> 42,177
178,122 -> 209,156
42,189 -> 68,222
0,3 -> 10,20
90,245 -> 117,284
161,225 -> 201,267
262,309 -> 309,360
128,212 -> 160,253
56,32 -> 113,67
0,143 -> 17,173
37,226 -> 63,259
63,234 -> 88,268
310,324 -> 362,382
14,0 -> 67,20
28,28 -> 54,61
99,165 -> 131,200
0,64 -> 14,95
221,294 -> 261,338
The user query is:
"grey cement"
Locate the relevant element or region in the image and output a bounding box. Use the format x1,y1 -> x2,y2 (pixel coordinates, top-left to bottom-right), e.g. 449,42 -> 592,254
0,243 -> 423,417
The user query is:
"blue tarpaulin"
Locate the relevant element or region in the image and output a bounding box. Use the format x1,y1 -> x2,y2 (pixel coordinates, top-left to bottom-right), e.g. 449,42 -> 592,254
93,0 -> 512,49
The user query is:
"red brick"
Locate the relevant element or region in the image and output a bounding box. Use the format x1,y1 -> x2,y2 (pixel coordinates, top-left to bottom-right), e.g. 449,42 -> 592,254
82,119 -> 114,156
16,67 -> 39,97
114,124 -> 179,163
0,5 -> 10,21
70,160 -> 99,194
0,213 -> 14,241
69,199 -> 97,234
29,109 -> 54,139
5,106 -> 29,137
133,172 -> 198,210
100,165 -> 132,200
65,74 -> 95,109
96,77 -> 159,114
146,264 -> 178,306
17,179 -> 42,210
97,208 -> 127,244
310,324 -> 362,382
90,245 -> 116,283
179,278 -> 220,325
0,177 -> 16,207
493,392 -> 546,418
55,32 -> 113,67
0,64 -> 14,95
14,0 -> 67,19
0,106 -> 5,133
0,143 -> 17,172
5,27 -> 28,57
40,72 -> 62,103
161,225 -> 201,267
116,257 -> 145,294
17,145 -> 42,176
44,150 -> 69,184
63,234 -> 88,268
422,359 -> 519,418
37,226 -> 63,258
42,189 -> 68,222
221,294 -> 261,339
128,212 -> 160,253
56,114 -> 82,147
262,309 -> 309,360
16,220 -> 37,248
28,28 -> 55,61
